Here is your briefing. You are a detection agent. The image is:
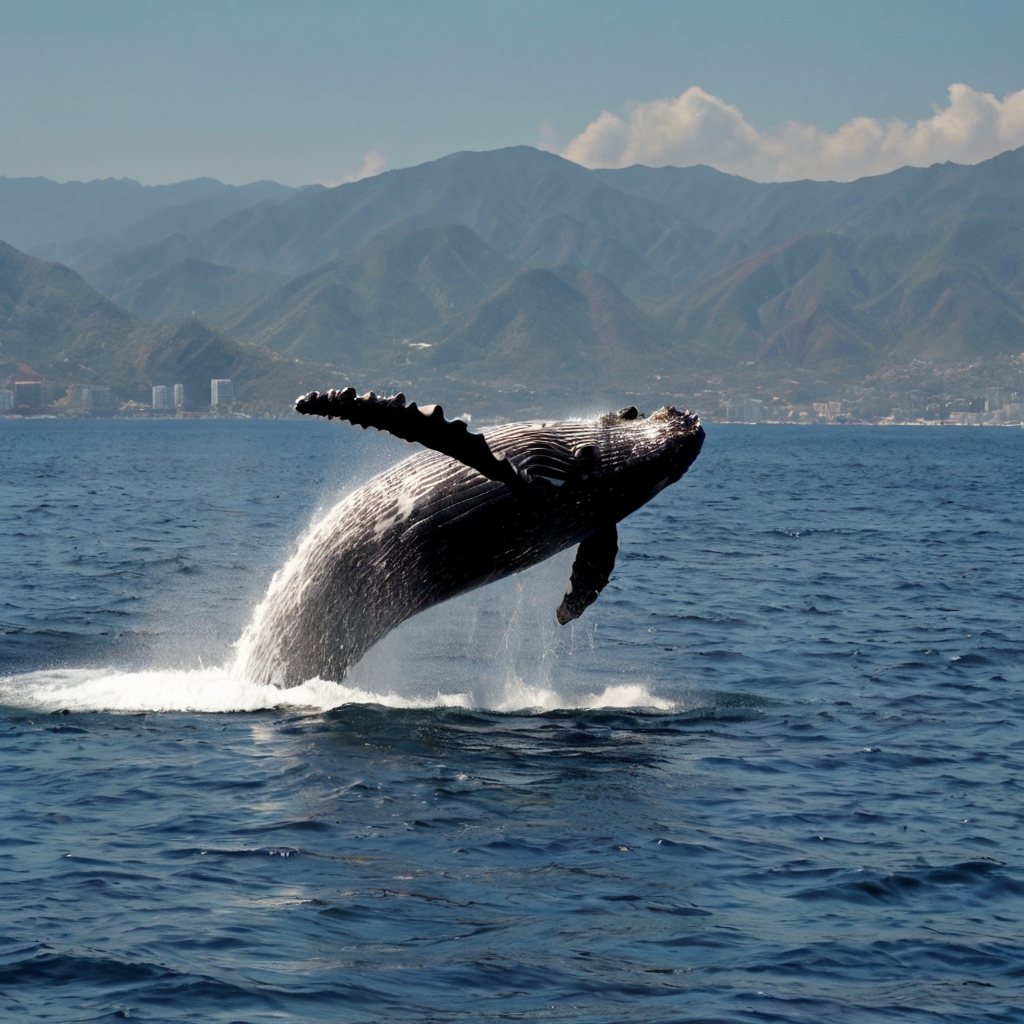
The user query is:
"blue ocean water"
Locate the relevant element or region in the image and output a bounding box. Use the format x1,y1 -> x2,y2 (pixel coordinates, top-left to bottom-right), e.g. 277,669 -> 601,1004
1,417 -> 1023,1023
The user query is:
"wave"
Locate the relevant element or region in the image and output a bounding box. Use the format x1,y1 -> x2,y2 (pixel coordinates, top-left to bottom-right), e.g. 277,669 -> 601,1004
0,665 -> 675,715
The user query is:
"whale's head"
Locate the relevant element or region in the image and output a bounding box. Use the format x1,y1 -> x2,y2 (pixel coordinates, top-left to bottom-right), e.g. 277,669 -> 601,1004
496,404 -> 704,523
576,404 -> 705,520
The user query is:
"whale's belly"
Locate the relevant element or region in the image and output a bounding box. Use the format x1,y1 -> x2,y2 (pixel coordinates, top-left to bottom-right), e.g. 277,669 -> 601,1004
237,451 -> 585,686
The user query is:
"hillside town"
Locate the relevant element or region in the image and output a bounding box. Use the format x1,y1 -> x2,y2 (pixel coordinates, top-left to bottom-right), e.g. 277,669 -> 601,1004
711,386 -> 1024,425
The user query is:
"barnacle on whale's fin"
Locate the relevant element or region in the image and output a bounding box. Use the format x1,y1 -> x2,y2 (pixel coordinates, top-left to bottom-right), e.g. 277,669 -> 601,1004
556,523 -> 618,625
295,388 -> 532,493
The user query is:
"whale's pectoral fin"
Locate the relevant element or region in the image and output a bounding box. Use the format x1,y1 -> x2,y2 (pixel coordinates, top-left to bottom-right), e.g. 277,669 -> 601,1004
556,524 -> 618,625
295,388 -> 529,493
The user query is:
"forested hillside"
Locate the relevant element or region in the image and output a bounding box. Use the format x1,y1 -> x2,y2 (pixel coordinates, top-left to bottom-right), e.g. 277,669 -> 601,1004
3,145 -> 1023,409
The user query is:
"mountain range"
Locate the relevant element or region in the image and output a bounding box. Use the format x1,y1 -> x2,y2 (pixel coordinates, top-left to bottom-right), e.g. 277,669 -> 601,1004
3,145 -> 1024,411
0,241 -> 330,409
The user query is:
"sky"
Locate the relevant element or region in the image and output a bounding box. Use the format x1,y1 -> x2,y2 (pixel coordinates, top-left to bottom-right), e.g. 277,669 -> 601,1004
2,0 -> 1024,186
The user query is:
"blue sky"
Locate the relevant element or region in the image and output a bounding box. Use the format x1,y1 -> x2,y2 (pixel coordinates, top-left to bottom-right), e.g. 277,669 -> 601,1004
2,0 -> 1023,185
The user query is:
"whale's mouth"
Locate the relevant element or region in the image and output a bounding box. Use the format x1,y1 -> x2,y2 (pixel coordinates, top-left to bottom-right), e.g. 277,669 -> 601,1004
647,476 -> 673,501
627,413 -> 704,492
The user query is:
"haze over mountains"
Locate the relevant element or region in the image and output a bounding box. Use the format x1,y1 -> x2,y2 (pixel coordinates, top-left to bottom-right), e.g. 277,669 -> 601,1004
2,144 -> 1024,411
0,177 -> 299,265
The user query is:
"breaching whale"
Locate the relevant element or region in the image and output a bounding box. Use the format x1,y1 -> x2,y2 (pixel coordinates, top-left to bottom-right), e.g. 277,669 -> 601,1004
239,388 -> 705,687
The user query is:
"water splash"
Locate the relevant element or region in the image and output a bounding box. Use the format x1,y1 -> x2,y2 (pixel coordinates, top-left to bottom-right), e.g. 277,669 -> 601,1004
1,454 -> 679,715
0,665 -> 673,714
0,529 -> 677,714
0,666 -> 468,714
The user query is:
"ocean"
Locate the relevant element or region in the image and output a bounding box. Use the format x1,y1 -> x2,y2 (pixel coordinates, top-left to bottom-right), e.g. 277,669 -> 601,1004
1,417 -> 1022,1022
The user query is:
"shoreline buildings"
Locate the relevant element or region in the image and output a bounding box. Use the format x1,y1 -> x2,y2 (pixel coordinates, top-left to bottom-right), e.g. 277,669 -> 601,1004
151,383 -> 185,412
210,379 -> 234,407
13,381 -> 43,411
79,386 -> 112,412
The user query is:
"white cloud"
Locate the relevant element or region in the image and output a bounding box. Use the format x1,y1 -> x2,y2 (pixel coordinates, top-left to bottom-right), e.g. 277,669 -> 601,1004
561,84 -> 1024,182
318,150 -> 386,187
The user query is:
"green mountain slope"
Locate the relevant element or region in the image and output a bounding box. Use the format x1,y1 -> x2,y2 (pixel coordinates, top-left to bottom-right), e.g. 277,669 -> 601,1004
870,249 -> 1024,363
0,241 -> 327,407
119,319 -> 325,408
598,146 -> 1024,270
668,234 -> 889,374
84,232 -> 210,296
226,224 -> 517,365
109,259 -> 286,327
666,228 -> 1024,375
194,147 -> 711,303
407,265 -> 670,391
0,240 -> 135,381
71,183 -> 301,269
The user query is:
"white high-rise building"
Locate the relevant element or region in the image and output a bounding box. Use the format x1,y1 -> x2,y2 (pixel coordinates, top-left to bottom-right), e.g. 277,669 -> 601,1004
173,383 -> 185,408
81,386 -> 112,411
152,385 -> 171,410
0,389 -> 13,412
211,379 -> 234,406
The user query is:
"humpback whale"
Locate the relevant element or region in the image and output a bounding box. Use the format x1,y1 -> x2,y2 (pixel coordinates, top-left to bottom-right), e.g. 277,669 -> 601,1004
239,388 -> 704,687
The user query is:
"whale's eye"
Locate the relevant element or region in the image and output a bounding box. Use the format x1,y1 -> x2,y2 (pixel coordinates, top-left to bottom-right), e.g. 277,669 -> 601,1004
573,442 -> 601,472
600,406 -> 642,425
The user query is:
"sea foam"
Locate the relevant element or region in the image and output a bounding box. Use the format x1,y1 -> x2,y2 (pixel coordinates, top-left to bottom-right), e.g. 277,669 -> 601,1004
0,666 -> 674,715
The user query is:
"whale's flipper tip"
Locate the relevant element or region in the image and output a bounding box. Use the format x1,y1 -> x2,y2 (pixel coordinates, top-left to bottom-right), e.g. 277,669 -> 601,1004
556,523 -> 618,624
